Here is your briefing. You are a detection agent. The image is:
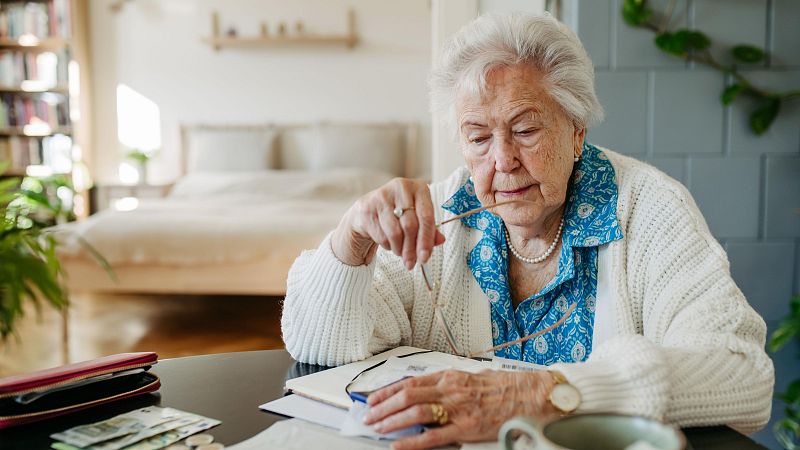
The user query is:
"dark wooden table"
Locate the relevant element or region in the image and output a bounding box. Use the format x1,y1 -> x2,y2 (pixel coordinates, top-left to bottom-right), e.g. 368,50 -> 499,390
0,350 -> 767,450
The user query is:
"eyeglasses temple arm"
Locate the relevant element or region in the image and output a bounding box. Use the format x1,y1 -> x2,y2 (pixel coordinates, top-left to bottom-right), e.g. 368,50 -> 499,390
436,199 -> 531,227
467,302 -> 577,359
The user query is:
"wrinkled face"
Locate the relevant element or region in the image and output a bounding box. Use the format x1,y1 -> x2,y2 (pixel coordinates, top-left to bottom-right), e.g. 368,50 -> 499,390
457,64 -> 585,228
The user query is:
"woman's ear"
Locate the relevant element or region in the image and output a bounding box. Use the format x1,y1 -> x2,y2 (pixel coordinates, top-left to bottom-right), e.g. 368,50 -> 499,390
573,124 -> 586,159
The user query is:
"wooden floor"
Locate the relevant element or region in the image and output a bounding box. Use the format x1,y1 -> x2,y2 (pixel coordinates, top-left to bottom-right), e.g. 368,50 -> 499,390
0,293 -> 285,377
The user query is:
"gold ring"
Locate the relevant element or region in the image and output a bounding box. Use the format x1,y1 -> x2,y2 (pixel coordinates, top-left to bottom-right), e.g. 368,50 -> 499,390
393,206 -> 414,219
430,403 -> 449,425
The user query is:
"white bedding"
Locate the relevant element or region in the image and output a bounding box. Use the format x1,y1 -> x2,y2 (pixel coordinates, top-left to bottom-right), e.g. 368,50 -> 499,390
56,168 -> 393,266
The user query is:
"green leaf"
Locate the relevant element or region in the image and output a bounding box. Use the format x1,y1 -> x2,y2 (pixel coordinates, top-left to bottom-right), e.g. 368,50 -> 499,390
0,218 -> 69,340
656,30 -> 712,57
0,178 -> 20,193
774,418 -> 800,449
791,295 -> 800,316
622,0 -> 653,26
788,407 -> 800,424
769,318 -> 800,352
655,32 -> 685,56
732,45 -> 765,64
778,380 -> 800,405
750,97 -> 781,135
76,235 -> 117,283
721,84 -> 744,106
683,30 -> 711,51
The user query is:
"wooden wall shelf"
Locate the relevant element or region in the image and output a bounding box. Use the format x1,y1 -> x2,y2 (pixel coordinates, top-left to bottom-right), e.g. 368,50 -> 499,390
0,37 -> 70,50
204,9 -> 358,51
0,85 -> 69,94
0,126 -> 73,137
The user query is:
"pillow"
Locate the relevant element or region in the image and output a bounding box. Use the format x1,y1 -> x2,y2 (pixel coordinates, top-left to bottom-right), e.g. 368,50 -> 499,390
186,127 -> 278,173
279,127 -> 318,171
278,124 -> 406,175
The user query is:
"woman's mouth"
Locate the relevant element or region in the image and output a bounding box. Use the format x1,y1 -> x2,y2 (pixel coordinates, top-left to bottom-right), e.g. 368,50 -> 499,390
496,185 -> 532,197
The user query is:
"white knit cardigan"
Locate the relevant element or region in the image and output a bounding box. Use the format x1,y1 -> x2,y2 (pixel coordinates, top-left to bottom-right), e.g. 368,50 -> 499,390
281,149 -> 774,434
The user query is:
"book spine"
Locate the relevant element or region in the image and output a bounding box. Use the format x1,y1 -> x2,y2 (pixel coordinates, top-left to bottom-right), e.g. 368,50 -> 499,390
0,1 -> 70,40
48,0 -> 57,38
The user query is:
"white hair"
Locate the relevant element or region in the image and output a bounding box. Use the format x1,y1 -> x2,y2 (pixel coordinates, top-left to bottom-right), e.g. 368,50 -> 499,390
430,12 -> 604,137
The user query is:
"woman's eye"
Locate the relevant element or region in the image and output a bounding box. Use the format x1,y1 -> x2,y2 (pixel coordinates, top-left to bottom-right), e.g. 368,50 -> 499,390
470,136 -> 489,144
515,128 -> 536,136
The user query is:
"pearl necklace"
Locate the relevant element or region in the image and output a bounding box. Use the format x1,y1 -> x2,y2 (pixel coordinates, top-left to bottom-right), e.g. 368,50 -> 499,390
505,219 -> 564,264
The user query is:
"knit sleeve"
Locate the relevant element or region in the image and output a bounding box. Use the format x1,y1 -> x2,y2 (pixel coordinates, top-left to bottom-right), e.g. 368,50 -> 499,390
281,232 -> 415,367
551,174 -> 774,434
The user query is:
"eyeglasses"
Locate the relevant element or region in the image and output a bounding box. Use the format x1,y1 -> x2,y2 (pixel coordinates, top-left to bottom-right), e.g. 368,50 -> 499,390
420,199 -> 576,359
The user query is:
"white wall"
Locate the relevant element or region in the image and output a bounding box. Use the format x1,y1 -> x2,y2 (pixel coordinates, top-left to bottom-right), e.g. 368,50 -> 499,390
89,0 -> 432,184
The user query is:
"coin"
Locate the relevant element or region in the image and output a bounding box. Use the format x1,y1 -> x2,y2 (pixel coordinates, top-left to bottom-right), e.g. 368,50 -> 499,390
196,444 -> 224,450
185,433 -> 215,447
165,446 -> 190,450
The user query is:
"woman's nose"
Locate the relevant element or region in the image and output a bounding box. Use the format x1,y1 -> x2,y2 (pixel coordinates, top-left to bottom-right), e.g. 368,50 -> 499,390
493,135 -> 520,173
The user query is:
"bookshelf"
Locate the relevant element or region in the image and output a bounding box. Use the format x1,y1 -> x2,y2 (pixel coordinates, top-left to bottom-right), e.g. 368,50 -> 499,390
0,0 -> 92,217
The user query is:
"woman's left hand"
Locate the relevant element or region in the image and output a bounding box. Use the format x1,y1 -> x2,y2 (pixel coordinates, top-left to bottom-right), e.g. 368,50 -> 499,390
364,369 -> 560,449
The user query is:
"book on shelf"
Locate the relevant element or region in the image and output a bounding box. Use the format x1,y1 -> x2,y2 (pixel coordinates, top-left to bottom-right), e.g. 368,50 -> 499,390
0,0 -> 72,40
0,133 -> 72,174
0,1 -> 76,181
0,48 -> 68,87
0,92 -> 69,129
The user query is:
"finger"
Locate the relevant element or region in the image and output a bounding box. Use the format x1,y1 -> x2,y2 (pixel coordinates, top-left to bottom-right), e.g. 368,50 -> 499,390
373,403 -> 438,434
391,425 -> 460,450
396,182 -> 418,270
414,187 -> 435,264
363,209 -> 390,251
367,373 -> 440,406
365,242 -> 379,261
364,386 -> 440,425
399,212 -> 419,270
434,229 -> 446,246
378,205 -> 404,257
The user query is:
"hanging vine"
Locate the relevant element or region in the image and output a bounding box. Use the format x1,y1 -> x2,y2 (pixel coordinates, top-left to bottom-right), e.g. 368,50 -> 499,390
622,0 -> 800,135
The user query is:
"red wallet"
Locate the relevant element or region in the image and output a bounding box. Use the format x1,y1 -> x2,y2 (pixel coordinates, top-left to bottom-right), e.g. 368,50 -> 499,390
0,352 -> 160,429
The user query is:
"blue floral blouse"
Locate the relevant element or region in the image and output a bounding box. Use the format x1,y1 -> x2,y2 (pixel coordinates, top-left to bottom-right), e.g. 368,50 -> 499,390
441,143 -> 623,364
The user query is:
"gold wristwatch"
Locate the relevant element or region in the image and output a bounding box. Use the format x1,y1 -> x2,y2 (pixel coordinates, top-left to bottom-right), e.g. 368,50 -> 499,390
547,371 -> 581,414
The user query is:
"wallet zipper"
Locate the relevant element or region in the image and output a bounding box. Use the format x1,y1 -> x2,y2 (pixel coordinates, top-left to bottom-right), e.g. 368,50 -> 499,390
0,374 -> 160,421
0,361 -> 156,399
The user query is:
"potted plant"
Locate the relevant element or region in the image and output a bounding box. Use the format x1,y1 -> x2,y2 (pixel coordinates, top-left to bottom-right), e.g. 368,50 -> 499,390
0,164 -> 68,339
770,295 -> 800,449
125,148 -> 154,185
0,163 -> 112,339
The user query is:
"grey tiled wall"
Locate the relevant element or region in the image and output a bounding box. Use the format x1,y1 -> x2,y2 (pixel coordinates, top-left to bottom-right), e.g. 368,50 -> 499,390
576,1 -> 799,448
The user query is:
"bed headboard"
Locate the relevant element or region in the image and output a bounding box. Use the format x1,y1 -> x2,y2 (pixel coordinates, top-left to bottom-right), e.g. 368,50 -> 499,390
179,122 -> 419,178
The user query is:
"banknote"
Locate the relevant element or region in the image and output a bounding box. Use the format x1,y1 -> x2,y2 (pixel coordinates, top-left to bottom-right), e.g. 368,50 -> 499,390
89,415 -> 203,450
51,443 -> 78,450
118,417 -> 221,450
50,407 -> 183,448
50,414 -> 219,450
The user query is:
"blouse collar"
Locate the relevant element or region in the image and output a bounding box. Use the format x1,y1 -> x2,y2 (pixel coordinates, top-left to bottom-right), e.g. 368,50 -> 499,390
441,142 -> 623,248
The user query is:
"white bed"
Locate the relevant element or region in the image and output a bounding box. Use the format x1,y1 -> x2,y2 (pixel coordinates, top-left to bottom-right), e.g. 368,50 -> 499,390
56,122 -> 418,295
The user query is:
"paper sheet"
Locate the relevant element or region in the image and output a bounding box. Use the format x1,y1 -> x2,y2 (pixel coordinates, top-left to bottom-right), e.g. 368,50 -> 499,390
227,419 -> 391,450
284,347 -> 489,408
269,347 -> 543,449
339,400 -> 424,440
260,395 -> 347,430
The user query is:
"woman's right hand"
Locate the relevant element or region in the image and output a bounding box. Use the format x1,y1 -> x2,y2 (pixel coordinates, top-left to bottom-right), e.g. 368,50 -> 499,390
331,178 -> 446,269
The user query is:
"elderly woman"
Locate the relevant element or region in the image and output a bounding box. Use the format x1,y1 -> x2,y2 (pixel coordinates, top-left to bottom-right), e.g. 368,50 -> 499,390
281,12 -> 773,450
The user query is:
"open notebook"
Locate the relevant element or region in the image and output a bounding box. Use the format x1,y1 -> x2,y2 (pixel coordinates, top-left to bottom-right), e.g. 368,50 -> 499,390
284,346 -> 544,409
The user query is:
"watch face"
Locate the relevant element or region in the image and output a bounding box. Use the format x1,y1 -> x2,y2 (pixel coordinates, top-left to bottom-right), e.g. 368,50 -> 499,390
551,383 -> 581,412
